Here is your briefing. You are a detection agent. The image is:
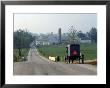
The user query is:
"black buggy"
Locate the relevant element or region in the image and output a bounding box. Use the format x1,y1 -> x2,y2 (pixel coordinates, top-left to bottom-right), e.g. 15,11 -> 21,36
65,44 -> 84,64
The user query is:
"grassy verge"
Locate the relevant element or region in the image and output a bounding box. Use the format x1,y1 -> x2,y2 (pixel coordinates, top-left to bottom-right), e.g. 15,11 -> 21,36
80,43 -> 97,60
37,43 -> 97,61
14,48 -> 29,62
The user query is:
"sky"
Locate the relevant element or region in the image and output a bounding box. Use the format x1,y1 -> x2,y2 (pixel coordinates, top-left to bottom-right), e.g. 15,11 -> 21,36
14,13 -> 97,34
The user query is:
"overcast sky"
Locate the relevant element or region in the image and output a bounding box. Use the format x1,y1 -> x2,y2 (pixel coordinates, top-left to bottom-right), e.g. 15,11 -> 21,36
14,13 -> 97,34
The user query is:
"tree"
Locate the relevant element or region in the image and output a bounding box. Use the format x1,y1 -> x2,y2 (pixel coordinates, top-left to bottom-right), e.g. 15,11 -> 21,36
85,32 -> 91,40
77,31 -> 86,39
14,29 -> 35,56
90,27 -> 97,43
67,26 -> 80,44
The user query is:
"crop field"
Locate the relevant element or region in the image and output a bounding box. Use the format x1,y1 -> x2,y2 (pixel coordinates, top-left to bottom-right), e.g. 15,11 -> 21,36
37,43 -> 97,61
14,48 -> 29,62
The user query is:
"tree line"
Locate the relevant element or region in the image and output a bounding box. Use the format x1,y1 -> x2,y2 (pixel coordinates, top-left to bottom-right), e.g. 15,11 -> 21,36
68,26 -> 97,44
14,29 -> 35,56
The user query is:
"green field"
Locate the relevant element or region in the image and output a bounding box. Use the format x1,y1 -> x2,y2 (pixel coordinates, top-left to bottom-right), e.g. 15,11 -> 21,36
37,43 -> 97,61
14,48 -> 29,62
80,43 -> 97,60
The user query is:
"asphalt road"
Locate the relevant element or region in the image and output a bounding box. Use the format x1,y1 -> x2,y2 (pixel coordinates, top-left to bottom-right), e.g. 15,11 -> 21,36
13,47 -> 97,75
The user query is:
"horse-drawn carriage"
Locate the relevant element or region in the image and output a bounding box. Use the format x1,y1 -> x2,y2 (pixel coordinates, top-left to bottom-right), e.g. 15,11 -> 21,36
65,44 -> 84,64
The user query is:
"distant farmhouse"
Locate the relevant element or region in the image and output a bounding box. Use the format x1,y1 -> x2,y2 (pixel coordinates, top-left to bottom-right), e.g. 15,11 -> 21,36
36,41 -> 50,46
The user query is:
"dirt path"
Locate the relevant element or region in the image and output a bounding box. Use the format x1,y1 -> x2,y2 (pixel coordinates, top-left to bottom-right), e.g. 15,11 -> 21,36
14,46 -> 97,75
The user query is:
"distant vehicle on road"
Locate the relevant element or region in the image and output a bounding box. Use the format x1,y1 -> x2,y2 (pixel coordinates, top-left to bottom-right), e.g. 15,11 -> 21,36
65,44 -> 84,64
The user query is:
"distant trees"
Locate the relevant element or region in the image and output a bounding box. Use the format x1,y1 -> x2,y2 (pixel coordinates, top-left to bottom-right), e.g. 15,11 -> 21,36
90,27 -> 97,43
67,26 -> 97,44
14,29 -> 35,48
14,29 -> 35,56
77,27 -> 97,43
85,32 -> 91,40
77,31 -> 86,39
